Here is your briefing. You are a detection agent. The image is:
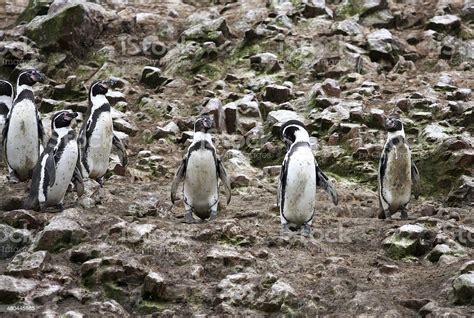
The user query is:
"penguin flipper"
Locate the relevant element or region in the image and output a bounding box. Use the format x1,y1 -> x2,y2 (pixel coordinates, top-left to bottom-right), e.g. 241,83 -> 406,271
316,165 -> 338,206
171,158 -> 187,204
112,133 -> 128,167
72,157 -> 85,197
411,162 -> 420,199
217,158 -> 231,205
37,111 -> 44,147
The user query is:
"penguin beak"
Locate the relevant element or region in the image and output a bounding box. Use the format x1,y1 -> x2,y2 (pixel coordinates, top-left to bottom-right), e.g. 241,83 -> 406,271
72,112 -> 79,118
32,72 -> 45,83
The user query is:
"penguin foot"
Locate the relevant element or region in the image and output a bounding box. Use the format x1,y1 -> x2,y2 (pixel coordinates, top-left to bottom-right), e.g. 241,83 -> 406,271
280,224 -> 290,236
39,203 -> 47,212
98,177 -> 105,188
302,224 -> 311,237
400,210 -> 408,219
209,211 -> 218,221
185,212 -> 196,224
57,203 -> 65,212
7,174 -> 19,184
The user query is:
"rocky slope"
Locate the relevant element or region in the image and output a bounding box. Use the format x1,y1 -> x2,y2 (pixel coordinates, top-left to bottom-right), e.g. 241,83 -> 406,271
0,0 -> 473,316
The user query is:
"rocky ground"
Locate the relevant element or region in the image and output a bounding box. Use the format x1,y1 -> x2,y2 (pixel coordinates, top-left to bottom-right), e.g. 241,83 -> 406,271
0,0 -> 473,316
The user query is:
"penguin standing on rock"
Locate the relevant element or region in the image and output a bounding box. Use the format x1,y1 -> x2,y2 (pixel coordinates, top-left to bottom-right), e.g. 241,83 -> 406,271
279,120 -> 338,235
378,116 -> 419,219
3,69 -> 45,182
79,80 -> 127,185
0,80 -> 14,158
25,111 -> 84,211
171,116 -> 231,223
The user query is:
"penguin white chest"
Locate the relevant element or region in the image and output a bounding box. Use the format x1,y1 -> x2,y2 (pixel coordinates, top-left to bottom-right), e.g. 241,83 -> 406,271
282,148 -> 317,225
184,149 -> 218,215
382,143 -> 412,212
6,101 -> 40,179
87,112 -> 113,179
46,140 -> 79,205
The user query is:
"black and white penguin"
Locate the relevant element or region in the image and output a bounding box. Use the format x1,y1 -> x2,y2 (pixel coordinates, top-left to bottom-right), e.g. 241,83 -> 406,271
3,69 -> 45,182
378,116 -> 419,219
171,116 -> 231,223
279,120 -> 338,235
0,80 -> 14,157
25,111 -> 84,211
79,79 -> 126,184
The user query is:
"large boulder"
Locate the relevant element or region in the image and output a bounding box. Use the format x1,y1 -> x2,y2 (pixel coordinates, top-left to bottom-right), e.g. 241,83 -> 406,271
452,272 -> 474,305
382,224 -> 435,260
0,275 -> 37,304
17,0 -> 53,23
33,215 -> 88,252
367,28 -> 399,64
24,2 -> 107,55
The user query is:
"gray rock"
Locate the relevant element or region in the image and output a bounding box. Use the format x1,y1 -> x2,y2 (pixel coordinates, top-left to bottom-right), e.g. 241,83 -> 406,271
250,53 -> 281,73
456,225 -> 474,248
427,15 -> 461,33
367,28 -> 399,63
294,0 -> 332,18
320,104 -> 350,129
0,224 -> 31,259
0,275 -> 37,304
257,280 -> 298,312
6,251 -> 49,278
217,272 -> 259,306
447,175 -> 474,206
142,272 -> 166,301
201,98 -> 225,132
0,209 -> 45,230
154,121 -> 180,139
462,0 -> 474,21
140,66 -> 170,88
62,311 -> 84,318
181,17 -> 230,45
382,224 -> 435,259
333,18 -> 363,36
206,246 -> 255,267
24,2 -> 106,55
33,216 -> 88,252
420,124 -> 449,143
452,272 -> 474,305
264,85 -> 292,103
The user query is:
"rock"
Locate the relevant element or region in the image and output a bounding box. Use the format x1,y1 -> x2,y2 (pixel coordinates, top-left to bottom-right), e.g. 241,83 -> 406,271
231,174 -> 251,188
33,216 -> 88,252
420,124 -> 449,143
452,273 -> 474,305
257,280 -> 298,312
24,2 -> 106,55
333,18 -> 363,36
336,0 -> 388,19
78,179 -> 103,208
320,105 -> 350,129
0,275 -> 37,304
140,66 -> 170,88
447,175 -> 473,206
0,209 -> 44,230
6,251 -> 49,278
17,0 -> 53,23
382,224 -> 435,259
266,110 -> 304,136
321,79 -> 341,97
264,85 -> 292,103
154,121 -> 180,139
181,17 -> 230,45
426,244 -> 452,262
462,0 -> 474,21
224,103 -> 238,134
379,264 -> 399,274
447,88 -> 472,101
31,281 -> 62,304
362,9 -> 394,28
426,15 -> 461,33
0,224 -> 31,259
295,0 -> 332,18
217,272 -> 259,306
62,311 -> 84,318
70,242 -> 109,263
456,226 -> 474,248
201,98 -> 225,132
263,165 -> 281,177
250,53 -> 281,73
206,246 -> 255,267
367,28 -> 399,64
142,272 -> 166,301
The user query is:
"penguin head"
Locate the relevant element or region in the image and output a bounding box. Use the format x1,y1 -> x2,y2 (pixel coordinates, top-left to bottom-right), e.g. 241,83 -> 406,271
0,80 -> 13,98
194,115 -> 213,133
385,116 -> 403,132
17,69 -> 45,86
52,111 -> 79,130
90,79 -> 115,97
280,120 -> 307,147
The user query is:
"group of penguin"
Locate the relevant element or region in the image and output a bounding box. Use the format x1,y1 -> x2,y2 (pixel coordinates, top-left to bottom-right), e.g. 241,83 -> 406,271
0,69 -> 126,212
0,69 -> 420,235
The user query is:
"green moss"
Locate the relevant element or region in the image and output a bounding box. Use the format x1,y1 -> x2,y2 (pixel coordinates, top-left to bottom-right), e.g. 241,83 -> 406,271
17,0 -> 52,24
25,4 -> 85,49
138,300 -> 167,314
103,281 -> 127,303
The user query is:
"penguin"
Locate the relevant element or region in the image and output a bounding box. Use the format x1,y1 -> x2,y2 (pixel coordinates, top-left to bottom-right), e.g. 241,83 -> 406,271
79,79 -> 127,184
3,69 -> 45,182
378,116 -> 419,219
0,80 -> 14,159
279,120 -> 338,235
25,111 -> 84,211
171,116 -> 231,223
